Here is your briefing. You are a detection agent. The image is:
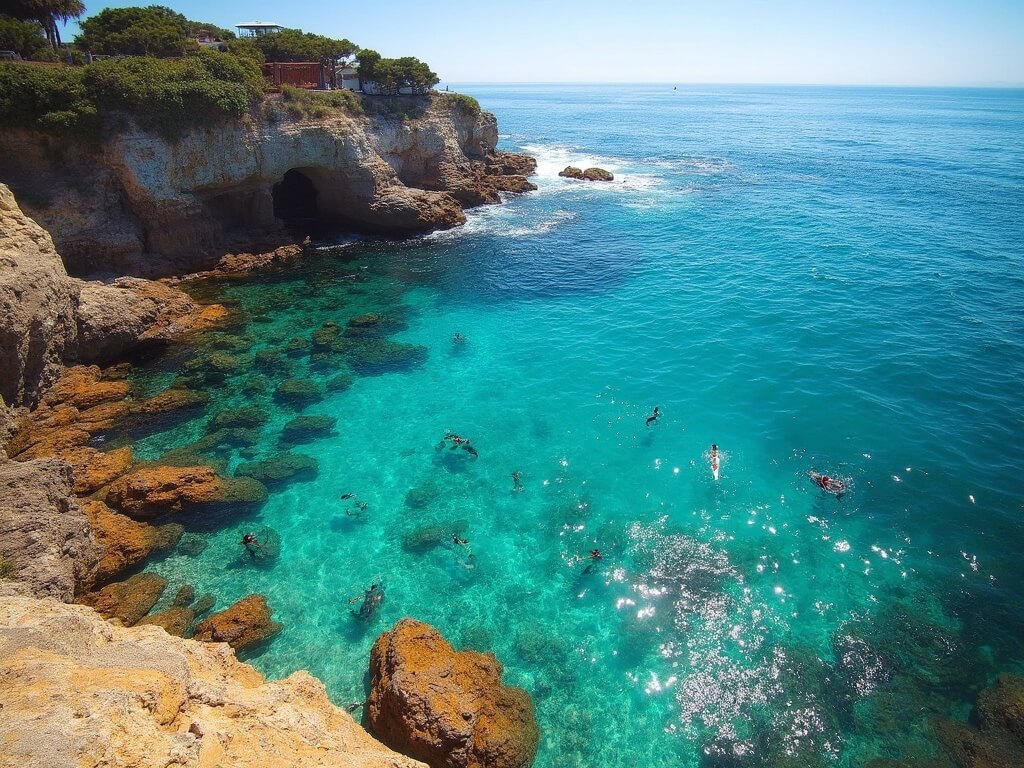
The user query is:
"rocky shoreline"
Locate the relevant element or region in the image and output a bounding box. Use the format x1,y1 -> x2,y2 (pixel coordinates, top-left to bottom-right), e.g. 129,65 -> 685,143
0,95 -> 541,766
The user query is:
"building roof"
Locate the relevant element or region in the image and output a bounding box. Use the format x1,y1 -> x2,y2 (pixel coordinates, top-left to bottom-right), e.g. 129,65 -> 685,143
235,22 -> 284,29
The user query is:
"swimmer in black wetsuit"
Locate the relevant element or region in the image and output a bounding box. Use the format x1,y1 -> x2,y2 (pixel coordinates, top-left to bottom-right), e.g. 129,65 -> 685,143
646,406 -> 661,426
241,532 -> 261,559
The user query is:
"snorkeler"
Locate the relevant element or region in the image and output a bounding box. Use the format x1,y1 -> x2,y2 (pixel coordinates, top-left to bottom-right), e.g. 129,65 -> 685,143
646,406 -> 661,426
582,548 -> 603,574
440,432 -> 478,457
349,582 -> 385,620
340,492 -> 369,519
808,470 -> 846,497
512,470 -> 523,492
452,332 -> 467,344
710,444 -> 720,480
241,532 -> 261,559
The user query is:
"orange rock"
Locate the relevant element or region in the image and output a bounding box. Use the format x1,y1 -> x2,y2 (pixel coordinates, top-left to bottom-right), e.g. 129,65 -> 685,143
82,572 -> 168,626
103,465 -> 267,518
137,605 -> 195,637
42,366 -> 130,410
76,400 -> 131,432
368,618 -> 539,768
130,387 -> 208,415
64,446 -> 134,494
9,426 -> 91,460
192,594 -> 283,650
82,499 -> 182,587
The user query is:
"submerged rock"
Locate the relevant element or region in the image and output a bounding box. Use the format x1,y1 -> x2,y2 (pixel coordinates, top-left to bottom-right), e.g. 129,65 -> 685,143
236,453 -> 318,485
192,594 -> 283,651
281,415 -> 337,444
254,347 -> 292,374
176,532 -> 207,557
558,166 -> 585,180
348,340 -> 428,375
173,583 -> 196,607
210,406 -> 269,430
274,378 -> 324,409
136,604 -> 195,637
368,618 -> 539,768
582,167 -> 614,181
286,336 -> 311,355
192,592 -> 216,617
82,572 -> 168,626
82,499 -> 182,588
326,373 -> 354,392
404,481 -> 440,509
130,387 -> 208,415
402,519 -> 468,553
311,322 -> 342,350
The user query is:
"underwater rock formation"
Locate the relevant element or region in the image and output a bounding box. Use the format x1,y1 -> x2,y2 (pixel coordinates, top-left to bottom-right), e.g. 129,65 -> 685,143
368,618 -> 539,768
102,465 -> 268,518
82,571 -> 168,626
235,453 -> 318,486
192,594 -> 283,652
280,415 -> 338,444
935,674 -> 1024,768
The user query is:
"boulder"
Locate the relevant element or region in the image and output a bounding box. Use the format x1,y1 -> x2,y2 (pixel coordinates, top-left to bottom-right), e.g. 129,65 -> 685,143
173,583 -> 195,606
558,166 -> 585,180
130,387 -> 208,415
311,322 -> 342,350
0,456 -> 99,601
192,594 -> 283,651
81,499 -> 182,588
486,152 -> 538,177
62,445 -> 134,494
176,533 -> 207,557
281,415 -> 337,444
582,167 -> 614,181
364,187 -> 466,233
103,465 -> 267,518
274,378 -> 324,409
327,373 -> 354,392
402,519 -> 468,553
192,592 -> 215,616
236,453 -> 318,485
368,618 -> 539,768
83,572 -> 168,626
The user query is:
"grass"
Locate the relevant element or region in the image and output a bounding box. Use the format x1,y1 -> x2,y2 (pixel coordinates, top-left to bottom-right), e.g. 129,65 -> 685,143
0,556 -> 16,580
280,85 -> 363,120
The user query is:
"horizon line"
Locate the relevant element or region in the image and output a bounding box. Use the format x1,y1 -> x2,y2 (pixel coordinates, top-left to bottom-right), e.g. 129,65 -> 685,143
442,80 -> 1024,90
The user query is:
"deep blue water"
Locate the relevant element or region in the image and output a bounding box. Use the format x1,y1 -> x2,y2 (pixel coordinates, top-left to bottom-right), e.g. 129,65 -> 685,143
126,85 -> 1024,767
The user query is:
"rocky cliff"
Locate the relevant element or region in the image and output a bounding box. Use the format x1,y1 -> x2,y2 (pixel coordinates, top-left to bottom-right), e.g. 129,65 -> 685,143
0,96 -> 535,278
0,597 -> 428,768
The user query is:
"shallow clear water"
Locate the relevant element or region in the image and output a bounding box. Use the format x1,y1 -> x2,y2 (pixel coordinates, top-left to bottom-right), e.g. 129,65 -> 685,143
122,85 -> 1023,767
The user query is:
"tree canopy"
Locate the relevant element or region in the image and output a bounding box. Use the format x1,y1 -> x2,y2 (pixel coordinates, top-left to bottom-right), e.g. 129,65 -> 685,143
230,27 -> 356,64
360,53 -> 438,95
77,5 -> 194,56
0,15 -> 49,57
3,0 -> 84,48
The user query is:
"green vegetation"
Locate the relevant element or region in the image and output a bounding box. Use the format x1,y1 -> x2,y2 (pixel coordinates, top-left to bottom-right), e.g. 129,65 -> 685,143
0,556 -> 16,580
231,27 -> 355,64
441,92 -> 481,117
3,0 -> 84,48
0,49 -> 263,136
357,51 -> 438,95
0,15 -> 48,58
280,84 -> 361,119
78,5 -> 196,56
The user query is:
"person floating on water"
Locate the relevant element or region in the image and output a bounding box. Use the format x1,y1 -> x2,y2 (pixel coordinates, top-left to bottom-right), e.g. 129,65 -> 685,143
512,470 -> 523,492
710,444 -> 720,480
241,532 -> 261,559
340,492 -> 369,519
440,432 -> 478,457
349,582 -> 385,620
583,548 -> 602,574
808,470 -> 846,497
646,406 -> 661,426
452,332 -> 467,344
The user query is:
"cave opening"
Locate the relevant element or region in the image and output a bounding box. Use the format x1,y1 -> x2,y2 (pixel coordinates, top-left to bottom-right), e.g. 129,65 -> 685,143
272,169 -> 319,236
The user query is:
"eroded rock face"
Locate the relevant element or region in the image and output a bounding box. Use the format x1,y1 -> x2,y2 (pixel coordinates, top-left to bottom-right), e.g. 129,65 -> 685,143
368,618 -> 539,768
0,457 -> 98,601
192,594 -> 283,651
82,499 -> 183,588
0,597 -> 428,768
103,465 -> 268,518
81,571 -> 167,626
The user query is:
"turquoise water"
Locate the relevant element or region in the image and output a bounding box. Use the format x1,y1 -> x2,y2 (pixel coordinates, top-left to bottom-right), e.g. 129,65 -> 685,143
122,86 -> 1024,767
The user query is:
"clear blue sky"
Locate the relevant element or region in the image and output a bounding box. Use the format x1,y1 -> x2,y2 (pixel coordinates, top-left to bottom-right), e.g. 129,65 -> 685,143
64,0 -> 1024,86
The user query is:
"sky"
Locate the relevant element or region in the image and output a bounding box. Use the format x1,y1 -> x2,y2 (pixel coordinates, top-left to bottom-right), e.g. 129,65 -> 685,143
63,0 -> 1024,86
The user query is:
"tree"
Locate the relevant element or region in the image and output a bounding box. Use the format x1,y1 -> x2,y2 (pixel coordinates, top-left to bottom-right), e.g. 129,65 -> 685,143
242,27 -> 356,64
77,5 -> 192,57
0,15 -> 48,57
3,0 -> 85,48
361,53 -> 438,95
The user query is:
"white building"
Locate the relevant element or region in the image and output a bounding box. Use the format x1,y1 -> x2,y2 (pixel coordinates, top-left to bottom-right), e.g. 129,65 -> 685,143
235,22 -> 284,38
338,64 -> 360,91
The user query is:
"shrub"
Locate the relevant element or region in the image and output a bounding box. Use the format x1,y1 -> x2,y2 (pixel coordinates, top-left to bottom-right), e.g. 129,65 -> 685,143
280,84 -> 361,120
443,92 -> 480,117
0,62 -> 96,132
0,556 -> 16,580
0,15 -> 47,58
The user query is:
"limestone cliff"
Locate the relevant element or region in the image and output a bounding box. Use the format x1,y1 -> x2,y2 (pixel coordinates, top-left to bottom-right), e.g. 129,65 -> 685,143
0,597 -> 428,768
0,96 -> 535,278
0,184 -> 216,407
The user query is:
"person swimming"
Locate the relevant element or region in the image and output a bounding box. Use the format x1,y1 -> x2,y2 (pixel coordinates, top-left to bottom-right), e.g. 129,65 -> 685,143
809,470 -> 846,496
440,432 -> 478,457
710,444 -> 720,479
452,332 -> 467,344
341,492 -> 369,518
241,532 -> 261,559
512,470 -> 523,492
582,548 -> 603,574
350,582 -> 385,620
646,406 -> 661,426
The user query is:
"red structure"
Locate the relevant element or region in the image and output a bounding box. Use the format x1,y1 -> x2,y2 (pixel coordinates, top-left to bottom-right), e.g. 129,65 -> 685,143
262,62 -> 323,89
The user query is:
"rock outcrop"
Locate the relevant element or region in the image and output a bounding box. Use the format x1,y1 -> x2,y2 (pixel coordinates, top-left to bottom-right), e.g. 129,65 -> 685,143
0,457 -> 98,601
0,597 -> 428,768
191,594 -> 283,651
102,465 -> 268,518
559,166 -> 614,181
81,499 -> 183,588
0,185 -> 221,407
368,618 -> 539,768
81,571 -> 168,626
935,674 -> 1024,768
0,97 -> 535,278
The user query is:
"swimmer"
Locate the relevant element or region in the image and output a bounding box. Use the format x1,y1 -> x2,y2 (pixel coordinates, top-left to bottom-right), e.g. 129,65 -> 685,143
512,470 -> 523,492
582,548 -> 602,574
350,582 -> 385,620
341,492 -> 369,518
646,406 -> 661,426
462,440 -> 478,458
710,444 -> 720,480
808,470 -> 846,497
452,332 -> 467,344
241,532 -> 261,559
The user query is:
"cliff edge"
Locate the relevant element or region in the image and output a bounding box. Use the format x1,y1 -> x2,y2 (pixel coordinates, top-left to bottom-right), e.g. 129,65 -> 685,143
0,95 -> 535,278
0,597 -> 427,768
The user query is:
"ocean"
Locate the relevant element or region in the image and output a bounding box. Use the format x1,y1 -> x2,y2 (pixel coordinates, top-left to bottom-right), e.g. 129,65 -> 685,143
122,84 -> 1024,767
